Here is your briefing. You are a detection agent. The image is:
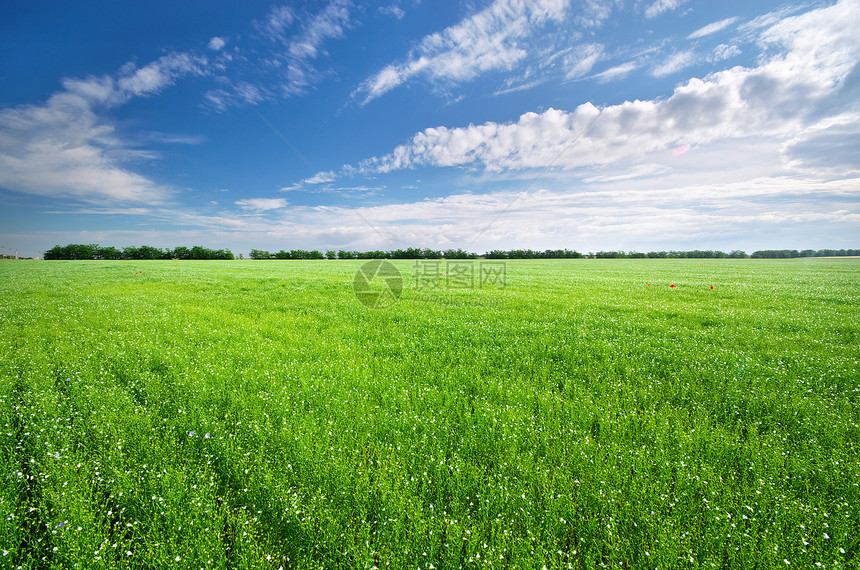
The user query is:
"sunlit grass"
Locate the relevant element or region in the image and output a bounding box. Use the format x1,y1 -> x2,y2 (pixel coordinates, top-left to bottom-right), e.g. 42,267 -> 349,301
0,258 -> 857,568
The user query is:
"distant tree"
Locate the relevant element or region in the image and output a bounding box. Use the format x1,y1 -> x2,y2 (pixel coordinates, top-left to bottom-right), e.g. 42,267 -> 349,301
96,246 -> 122,260
139,245 -> 165,260
325,250 -> 337,260
43,245 -> 68,260
172,246 -> 192,260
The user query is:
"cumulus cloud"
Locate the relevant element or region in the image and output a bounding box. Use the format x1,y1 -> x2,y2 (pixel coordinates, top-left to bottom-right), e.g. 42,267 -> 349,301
354,0 -> 860,179
0,51 -> 208,205
208,37 -> 226,51
234,198 -> 289,212
782,112 -> 860,176
352,0 -> 569,104
303,171 -> 337,185
687,17 -> 739,39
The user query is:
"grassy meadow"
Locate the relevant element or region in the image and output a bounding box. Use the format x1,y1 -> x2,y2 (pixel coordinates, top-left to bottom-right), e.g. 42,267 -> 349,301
0,258 -> 857,569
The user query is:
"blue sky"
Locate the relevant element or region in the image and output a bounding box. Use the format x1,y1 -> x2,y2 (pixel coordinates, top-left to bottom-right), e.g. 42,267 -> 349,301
1,0 -> 858,257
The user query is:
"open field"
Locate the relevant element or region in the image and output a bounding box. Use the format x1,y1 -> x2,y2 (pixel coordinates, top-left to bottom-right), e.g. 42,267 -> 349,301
0,258 -> 858,569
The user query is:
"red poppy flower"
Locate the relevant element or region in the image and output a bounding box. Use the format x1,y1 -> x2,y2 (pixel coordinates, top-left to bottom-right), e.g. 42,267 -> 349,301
670,284 -> 675,288
710,286 -> 714,290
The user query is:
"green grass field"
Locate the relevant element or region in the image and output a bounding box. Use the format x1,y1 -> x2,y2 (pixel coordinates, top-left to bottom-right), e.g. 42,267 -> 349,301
0,258 -> 857,569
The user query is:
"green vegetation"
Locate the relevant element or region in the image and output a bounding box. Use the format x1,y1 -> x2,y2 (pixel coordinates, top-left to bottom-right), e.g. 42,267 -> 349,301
751,249 -> 860,259
43,244 -> 235,260
0,258 -> 857,568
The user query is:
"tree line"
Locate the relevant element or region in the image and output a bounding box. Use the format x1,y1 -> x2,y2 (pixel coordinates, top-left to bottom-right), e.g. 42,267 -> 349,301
250,248 -> 859,259
253,248 -> 745,259
43,244 -> 858,261
250,247 -> 483,260
750,249 -> 860,259
590,250 -> 749,259
43,244 -> 234,260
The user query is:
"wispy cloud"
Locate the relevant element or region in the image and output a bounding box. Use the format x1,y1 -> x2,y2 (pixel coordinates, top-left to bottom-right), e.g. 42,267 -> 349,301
234,198 -> 289,212
565,43 -> 604,79
182,172 -> 859,252
354,0 -> 860,177
256,6 -> 295,41
303,171 -> 338,185
206,1 -> 353,110
593,61 -> 637,82
352,0 -> 569,104
117,53 -> 208,98
0,52 -> 208,205
379,3 -> 406,20
711,44 -> 741,62
687,17 -> 739,40
644,0 -> 688,19
652,50 -> 696,77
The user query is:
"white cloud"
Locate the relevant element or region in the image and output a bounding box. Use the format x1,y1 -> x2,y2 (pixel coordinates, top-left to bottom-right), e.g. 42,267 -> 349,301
303,171 -> 337,185
782,112 -> 860,176
644,0 -> 688,19
687,17 -> 739,39
210,0 -> 352,109
0,51 -> 208,205
257,6 -> 295,40
652,50 -> 696,77
0,101 -> 172,204
379,4 -> 406,20
574,0 -> 614,27
234,198 -> 289,212
354,0 -> 860,178
591,61 -> 639,82
208,37 -> 226,51
275,0 -> 352,95
565,43 -> 604,79
200,172 -> 858,252
117,53 -> 208,97
353,0 -> 569,104
711,44 -> 741,62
